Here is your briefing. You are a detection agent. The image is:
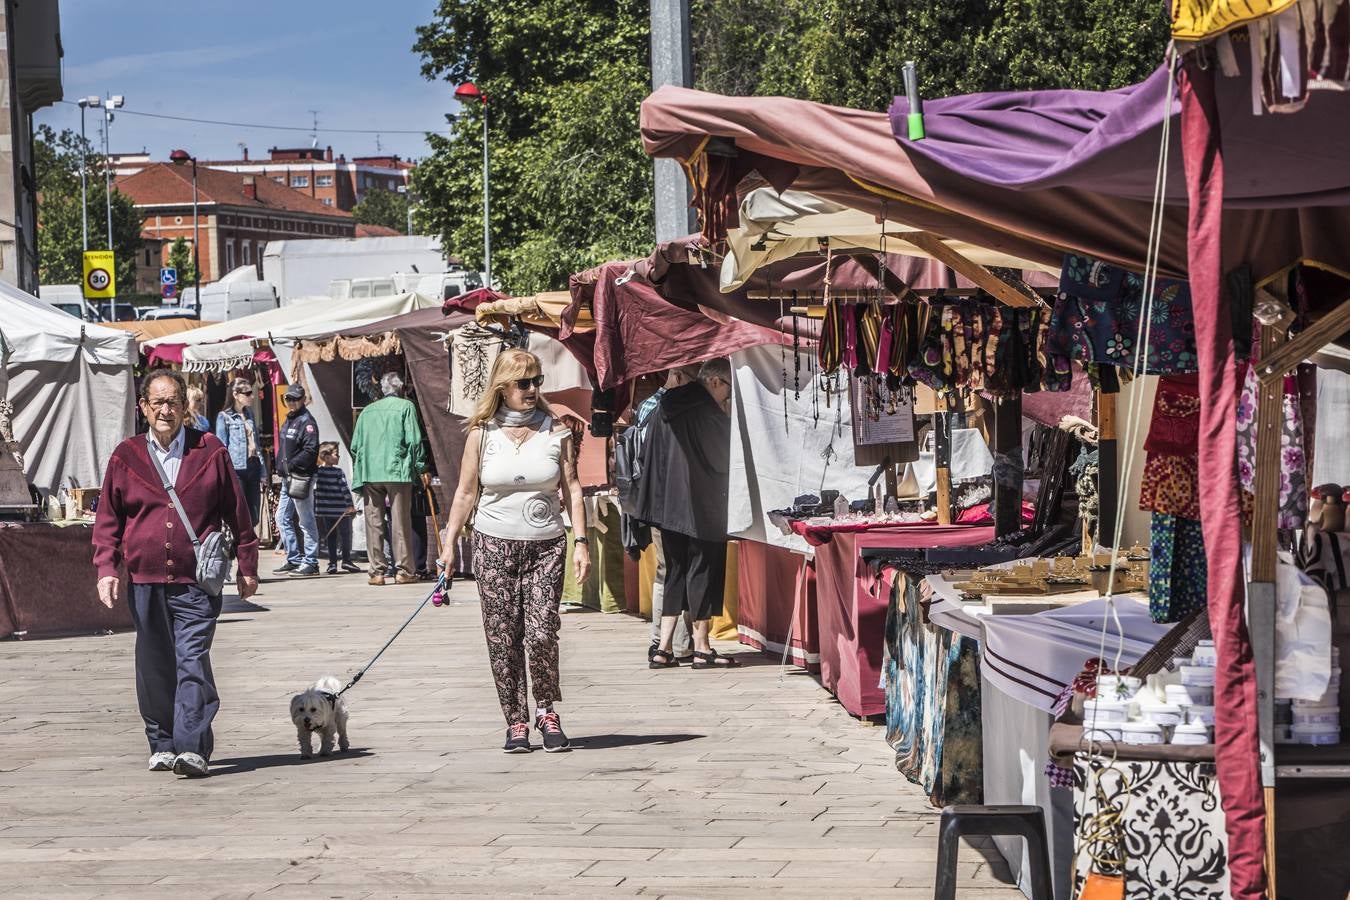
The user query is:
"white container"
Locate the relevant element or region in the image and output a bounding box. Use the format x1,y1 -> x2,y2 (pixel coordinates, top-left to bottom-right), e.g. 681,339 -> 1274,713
1179,664 -> 1216,687
1166,684 -> 1214,707
1191,640 -> 1217,667
1083,697 -> 1132,723
1187,705 -> 1216,726
1292,723 -> 1340,746
1096,675 -> 1142,700
1171,722 -> 1212,745
1083,724 -> 1123,743
1139,701 -> 1185,727
1291,705 -> 1341,727
1120,721 -> 1165,745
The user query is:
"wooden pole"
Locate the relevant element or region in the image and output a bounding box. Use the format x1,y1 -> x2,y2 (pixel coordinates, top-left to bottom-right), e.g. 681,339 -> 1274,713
992,393 -> 1023,538
1095,368 -> 1120,549
934,400 -> 954,525
1250,321 -> 1288,897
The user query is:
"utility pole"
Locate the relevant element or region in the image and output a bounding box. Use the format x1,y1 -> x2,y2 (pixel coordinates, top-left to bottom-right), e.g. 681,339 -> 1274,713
650,0 -> 696,244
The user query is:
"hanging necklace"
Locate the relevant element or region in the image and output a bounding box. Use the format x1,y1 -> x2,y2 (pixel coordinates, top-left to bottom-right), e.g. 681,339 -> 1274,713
792,290 -> 802,400
778,290 -> 789,431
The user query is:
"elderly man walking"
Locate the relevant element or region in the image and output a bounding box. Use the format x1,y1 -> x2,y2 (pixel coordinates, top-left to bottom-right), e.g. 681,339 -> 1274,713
351,372 -> 426,586
93,370 -> 258,778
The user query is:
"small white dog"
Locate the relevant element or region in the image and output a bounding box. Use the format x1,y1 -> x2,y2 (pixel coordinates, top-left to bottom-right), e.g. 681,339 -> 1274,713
289,676 -> 350,759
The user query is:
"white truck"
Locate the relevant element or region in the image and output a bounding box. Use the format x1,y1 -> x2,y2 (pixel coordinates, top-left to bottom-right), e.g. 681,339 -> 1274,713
263,235 -> 477,304
178,266 -> 280,321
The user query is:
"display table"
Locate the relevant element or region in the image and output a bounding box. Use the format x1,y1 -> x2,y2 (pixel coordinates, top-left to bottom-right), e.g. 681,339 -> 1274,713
0,523 -> 131,638
735,539 -> 818,670
813,524 -> 994,717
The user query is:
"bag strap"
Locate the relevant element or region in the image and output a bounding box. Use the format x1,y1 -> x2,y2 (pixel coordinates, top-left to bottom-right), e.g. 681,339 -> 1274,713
145,440 -> 202,549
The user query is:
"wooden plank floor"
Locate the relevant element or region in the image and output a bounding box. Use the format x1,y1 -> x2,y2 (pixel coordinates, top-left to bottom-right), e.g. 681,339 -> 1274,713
0,570 -> 1020,898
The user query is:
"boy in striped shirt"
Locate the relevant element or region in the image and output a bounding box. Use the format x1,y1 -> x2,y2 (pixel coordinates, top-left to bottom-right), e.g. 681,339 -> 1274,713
315,442 -> 359,575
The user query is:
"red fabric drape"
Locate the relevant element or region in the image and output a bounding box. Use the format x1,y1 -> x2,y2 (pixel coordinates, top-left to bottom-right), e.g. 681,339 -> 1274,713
1180,60 -> 1266,899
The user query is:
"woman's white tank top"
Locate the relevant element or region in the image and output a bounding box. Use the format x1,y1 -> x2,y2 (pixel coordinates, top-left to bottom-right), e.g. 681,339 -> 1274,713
474,418 -> 567,541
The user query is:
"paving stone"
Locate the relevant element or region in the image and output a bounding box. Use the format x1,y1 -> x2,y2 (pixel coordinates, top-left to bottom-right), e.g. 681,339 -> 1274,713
0,573 -> 1019,896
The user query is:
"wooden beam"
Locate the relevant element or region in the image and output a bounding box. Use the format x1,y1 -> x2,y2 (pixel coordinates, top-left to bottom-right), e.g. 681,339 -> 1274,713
901,231 -> 1040,308
1257,296 -> 1350,386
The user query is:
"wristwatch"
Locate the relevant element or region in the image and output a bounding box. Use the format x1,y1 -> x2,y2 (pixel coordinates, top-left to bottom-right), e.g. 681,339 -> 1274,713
574,536 -> 590,545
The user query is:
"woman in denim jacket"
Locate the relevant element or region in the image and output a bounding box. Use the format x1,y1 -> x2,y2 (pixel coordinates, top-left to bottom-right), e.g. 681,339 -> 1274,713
215,376 -> 266,526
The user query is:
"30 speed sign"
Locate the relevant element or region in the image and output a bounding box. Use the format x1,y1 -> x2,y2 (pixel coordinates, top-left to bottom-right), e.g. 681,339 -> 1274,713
82,250 -> 116,299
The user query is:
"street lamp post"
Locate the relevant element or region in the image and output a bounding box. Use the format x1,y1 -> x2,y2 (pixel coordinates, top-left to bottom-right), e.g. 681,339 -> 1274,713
101,94 -> 124,319
170,149 -> 201,317
396,184 -> 413,236
454,82 -> 490,289
75,96 -> 101,254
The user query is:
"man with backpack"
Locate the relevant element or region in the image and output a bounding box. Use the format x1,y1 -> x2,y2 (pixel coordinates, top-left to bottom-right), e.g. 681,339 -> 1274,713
616,365 -> 701,664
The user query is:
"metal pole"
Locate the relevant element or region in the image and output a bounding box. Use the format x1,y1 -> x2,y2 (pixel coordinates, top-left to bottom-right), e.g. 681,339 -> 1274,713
102,105 -> 116,320
191,158 -> 201,316
481,102 -> 491,289
650,0 -> 695,243
78,105 -> 88,253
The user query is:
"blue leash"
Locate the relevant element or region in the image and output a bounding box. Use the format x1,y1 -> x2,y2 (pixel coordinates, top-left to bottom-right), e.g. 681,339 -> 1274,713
336,574 -> 446,697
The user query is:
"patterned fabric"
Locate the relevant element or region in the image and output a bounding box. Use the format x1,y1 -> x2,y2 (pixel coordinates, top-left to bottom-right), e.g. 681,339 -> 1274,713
1237,362 -> 1308,531
883,573 -> 982,806
1149,513 -> 1208,623
1139,377 -> 1202,520
1048,253 -> 1197,375
1072,759 -> 1229,900
472,532 -> 567,725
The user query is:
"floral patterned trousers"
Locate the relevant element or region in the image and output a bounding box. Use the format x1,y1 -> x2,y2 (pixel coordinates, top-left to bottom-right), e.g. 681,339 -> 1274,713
472,532 -> 566,725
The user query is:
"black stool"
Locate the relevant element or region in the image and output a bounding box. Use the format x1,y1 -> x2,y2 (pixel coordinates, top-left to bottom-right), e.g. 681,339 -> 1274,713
934,804 -> 1053,900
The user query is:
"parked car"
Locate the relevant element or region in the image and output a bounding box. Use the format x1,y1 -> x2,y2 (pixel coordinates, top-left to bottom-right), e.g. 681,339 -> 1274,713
138,307 -> 199,321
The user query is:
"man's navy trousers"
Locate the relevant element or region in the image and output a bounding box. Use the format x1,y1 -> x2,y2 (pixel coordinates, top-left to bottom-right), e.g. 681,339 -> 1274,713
128,583 -> 222,759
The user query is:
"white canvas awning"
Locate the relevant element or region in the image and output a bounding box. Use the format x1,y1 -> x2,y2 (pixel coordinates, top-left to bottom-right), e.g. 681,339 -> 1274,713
721,188 -> 1058,291
0,283 -> 136,495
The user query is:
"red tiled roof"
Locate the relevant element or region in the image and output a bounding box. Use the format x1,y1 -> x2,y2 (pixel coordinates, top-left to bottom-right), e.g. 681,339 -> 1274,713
355,223 -> 402,237
116,163 -> 353,219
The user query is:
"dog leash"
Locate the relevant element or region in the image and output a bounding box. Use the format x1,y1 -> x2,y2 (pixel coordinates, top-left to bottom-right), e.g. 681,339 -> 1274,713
336,574 -> 446,697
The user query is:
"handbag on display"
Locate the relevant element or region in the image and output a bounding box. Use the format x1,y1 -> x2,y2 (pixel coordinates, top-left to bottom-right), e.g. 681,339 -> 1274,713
147,446 -> 234,598
286,474 -> 314,500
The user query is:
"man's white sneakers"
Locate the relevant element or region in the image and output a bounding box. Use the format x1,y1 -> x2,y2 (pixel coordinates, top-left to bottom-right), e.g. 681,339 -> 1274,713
172,752 -> 209,777
147,752 -> 176,772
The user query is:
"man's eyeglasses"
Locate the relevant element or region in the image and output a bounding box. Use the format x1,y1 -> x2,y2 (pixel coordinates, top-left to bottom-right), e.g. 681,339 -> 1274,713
512,375 -> 545,390
145,398 -> 182,410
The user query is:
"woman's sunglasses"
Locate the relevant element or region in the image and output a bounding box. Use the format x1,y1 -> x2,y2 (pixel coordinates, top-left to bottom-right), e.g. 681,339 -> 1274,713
512,375 -> 545,390
235,389 -> 253,396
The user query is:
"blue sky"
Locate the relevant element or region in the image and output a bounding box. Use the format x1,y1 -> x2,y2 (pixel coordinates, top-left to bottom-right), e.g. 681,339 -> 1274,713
36,0 -> 455,163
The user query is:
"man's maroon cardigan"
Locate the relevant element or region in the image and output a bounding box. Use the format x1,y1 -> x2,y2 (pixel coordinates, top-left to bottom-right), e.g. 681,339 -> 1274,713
93,428 -> 259,584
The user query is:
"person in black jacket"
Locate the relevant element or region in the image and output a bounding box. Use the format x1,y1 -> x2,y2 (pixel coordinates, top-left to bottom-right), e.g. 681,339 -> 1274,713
273,384 -> 321,577
635,358 -> 740,669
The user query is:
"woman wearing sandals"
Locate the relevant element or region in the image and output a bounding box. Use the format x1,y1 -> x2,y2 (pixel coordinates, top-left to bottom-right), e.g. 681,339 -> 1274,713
439,349 -> 591,753
635,357 -> 740,670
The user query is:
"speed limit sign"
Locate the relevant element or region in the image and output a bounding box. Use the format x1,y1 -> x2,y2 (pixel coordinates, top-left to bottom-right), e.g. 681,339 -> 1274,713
82,250 -> 116,299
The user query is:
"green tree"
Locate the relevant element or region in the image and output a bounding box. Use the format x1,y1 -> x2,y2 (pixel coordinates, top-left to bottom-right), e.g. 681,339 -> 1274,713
690,0 -> 1170,106
165,237 -> 198,287
412,0 -> 653,293
34,124 -> 144,294
352,187 -> 412,234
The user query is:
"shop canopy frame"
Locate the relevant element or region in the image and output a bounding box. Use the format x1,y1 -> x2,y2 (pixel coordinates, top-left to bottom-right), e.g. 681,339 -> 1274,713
645,44 -> 1350,900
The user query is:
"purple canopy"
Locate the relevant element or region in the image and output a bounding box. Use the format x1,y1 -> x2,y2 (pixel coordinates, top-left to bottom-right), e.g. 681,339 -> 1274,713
889,61 -> 1350,209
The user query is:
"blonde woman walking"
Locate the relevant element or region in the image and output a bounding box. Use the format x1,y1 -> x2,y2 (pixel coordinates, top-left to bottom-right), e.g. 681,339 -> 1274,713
439,349 -> 591,752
